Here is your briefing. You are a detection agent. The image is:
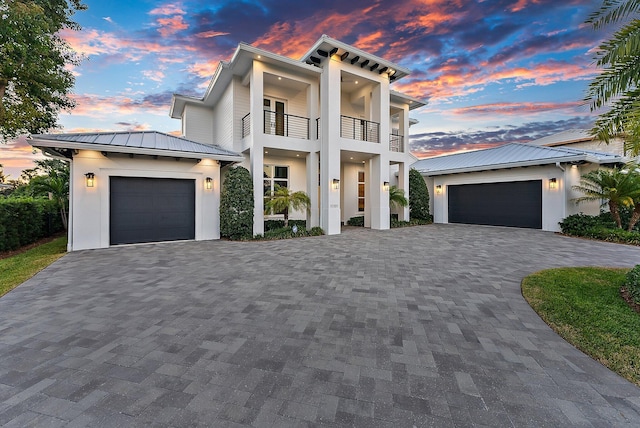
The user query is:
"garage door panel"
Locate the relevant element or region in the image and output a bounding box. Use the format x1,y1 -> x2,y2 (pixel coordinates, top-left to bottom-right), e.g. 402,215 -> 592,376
110,177 -> 195,245
448,180 -> 542,229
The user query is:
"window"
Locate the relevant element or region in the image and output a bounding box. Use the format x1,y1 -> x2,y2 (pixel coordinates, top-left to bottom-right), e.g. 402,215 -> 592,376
263,165 -> 289,195
358,171 -> 365,212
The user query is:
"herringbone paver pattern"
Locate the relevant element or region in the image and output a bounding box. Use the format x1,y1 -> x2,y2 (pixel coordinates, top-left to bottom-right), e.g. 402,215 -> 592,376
1,224 -> 639,426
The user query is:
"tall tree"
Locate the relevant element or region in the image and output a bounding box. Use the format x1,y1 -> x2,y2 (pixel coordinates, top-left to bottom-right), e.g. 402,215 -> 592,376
409,168 -> 430,220
0,0 -> 86,140
584,0 -> 640,154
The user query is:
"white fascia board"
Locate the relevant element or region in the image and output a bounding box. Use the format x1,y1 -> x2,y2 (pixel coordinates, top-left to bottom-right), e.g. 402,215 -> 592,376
390,90 -> 428,110
416,154 -> 589,176
235,43 -> 322,76
300,35 -> 411,79
31,140 -> 245,163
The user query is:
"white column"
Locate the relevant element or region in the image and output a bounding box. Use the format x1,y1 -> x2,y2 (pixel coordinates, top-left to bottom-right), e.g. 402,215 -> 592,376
398,162 -> 409,221
306,151 -> 319,228
319,57 -> 342,235
250,60 -> 265,236
370,154 -> 390,230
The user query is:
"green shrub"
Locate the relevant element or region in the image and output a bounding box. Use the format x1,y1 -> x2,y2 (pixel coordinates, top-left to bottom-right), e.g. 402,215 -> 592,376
559,213 -> 605,235
220,167 -> 254,240
255,226 -> 324,240
347,216 -> 364,227
409,168 -> 430,221
391,218 -> 432,228
625,265 -> 640,304
265,219 -> 306,231
0,198 -> 62,251
584,227 -> 640,246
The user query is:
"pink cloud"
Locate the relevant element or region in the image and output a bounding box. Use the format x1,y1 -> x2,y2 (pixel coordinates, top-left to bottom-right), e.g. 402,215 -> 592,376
149,3 -> 185,15
450,101 -> 583,116
194,30 -> 229,39
69,94 -> 168,118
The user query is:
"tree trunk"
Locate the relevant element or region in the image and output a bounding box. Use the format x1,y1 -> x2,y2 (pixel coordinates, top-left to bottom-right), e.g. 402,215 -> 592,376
609,201 -> 622,228
284,207 -> 289,228
628,204 -> 640,232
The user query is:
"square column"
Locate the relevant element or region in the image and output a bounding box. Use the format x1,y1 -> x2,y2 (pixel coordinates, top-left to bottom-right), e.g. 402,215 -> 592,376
319,55 -> 342,235
250,60 -> 265,236
369,154 -> 390,230
398,162 -> 409,221
306,151 -> 319,228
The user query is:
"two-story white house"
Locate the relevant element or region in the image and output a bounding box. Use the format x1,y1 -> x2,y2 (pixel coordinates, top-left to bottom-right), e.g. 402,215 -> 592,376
29,35 -> 425,251
170,35 -> 425,236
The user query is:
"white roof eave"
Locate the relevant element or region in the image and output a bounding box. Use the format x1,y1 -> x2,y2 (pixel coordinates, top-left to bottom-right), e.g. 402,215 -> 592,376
30,139 -> 245,162
416,154 -> 591,176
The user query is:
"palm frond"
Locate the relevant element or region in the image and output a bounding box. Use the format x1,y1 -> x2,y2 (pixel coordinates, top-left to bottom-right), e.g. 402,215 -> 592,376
587,0 -> 640,29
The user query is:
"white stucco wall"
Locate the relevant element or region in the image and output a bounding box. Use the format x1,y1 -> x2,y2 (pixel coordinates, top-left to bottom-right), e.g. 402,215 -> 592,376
69,150 -> 221,251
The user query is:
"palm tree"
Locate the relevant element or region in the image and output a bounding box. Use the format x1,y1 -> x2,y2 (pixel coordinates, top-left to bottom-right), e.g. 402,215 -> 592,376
32,174 -> 69,230
625,165 -> 640,230
572,167 -> 636,228
389,185 -> 408,210
584,0 -> 640,153
264,185 -> 311,227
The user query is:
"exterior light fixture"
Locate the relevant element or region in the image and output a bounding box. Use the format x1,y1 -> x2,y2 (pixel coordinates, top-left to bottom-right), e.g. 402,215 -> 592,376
332,178 -> 340,190
85,172 -> 95,187
383,181 -> 390,191
435,184 -> 442,194
205,177 -> 213,190
549,178 -> 557,189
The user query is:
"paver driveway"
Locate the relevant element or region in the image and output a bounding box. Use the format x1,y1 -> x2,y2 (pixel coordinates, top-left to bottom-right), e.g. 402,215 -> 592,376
1,224 -> 640,427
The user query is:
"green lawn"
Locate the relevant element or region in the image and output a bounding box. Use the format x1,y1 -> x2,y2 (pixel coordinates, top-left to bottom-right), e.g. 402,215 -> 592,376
0,236 -> 67,297
522,267 -> 640,386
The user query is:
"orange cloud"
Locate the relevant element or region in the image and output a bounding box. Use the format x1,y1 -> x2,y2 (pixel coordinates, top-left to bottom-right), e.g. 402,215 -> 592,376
412,142 -> 500,159
69,94 -> 168,118
142,69 -> 166,82
451,101 -> 583,115
156,15 -> 188,37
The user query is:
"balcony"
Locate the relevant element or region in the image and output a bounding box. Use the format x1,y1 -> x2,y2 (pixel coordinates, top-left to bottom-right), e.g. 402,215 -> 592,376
389,134 -> 404,152
340,115 -> 379,143
242,111 -> 311,139
264,110 -> 310,139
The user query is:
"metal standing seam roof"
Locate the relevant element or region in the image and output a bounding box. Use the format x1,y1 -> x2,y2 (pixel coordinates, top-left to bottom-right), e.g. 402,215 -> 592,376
412,143 -> 624,176
526,129 -> 592,146
29,131 -> 244,161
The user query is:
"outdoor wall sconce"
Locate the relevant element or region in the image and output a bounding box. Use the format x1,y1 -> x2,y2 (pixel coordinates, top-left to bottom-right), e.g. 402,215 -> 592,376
549,178 -> 557,189
85,172 -> 95,188
332,178 -> 340,190
383,181 -> 390,191
435,184 -> 442,194
205,177 -> 213,190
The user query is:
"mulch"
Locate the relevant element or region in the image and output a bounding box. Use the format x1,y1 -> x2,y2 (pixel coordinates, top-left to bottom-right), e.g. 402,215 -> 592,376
0,232 -> 66,261
620,287 -> 640,314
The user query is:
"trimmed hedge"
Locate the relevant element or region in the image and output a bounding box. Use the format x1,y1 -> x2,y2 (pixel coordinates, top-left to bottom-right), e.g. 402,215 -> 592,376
391,218 -> 432,228
625,265 -> 640,304
0,198 -> 63,251
559,213 -> 640,246
265,219 -> 306,231
347,216 -> 364,227
220,167 -> 254,240
409,168 -> 430,221
254,226 -> 324,240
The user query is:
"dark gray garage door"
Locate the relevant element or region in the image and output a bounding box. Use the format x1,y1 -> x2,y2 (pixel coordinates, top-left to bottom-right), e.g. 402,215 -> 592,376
110,177 -> 195,245
448,180 -> 542,229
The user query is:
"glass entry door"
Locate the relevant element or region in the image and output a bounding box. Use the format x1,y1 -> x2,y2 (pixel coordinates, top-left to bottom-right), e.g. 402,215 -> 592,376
264,98 -> 285,136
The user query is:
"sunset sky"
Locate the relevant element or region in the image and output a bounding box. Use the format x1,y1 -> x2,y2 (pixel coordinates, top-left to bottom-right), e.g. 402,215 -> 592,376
1,0 -> 607,179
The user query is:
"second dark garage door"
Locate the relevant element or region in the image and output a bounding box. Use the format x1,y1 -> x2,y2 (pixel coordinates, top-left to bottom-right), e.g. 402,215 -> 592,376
110,177 -> 195,245
448,180 -> 542,229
